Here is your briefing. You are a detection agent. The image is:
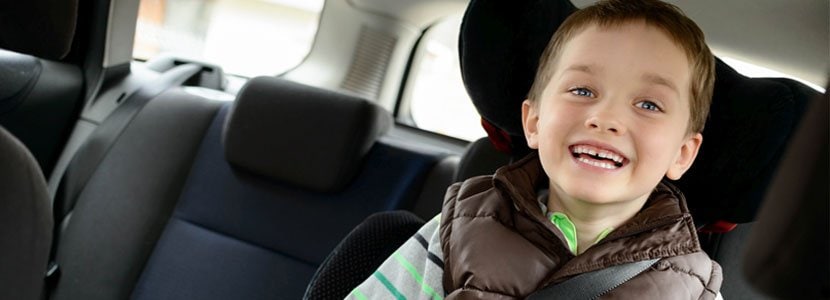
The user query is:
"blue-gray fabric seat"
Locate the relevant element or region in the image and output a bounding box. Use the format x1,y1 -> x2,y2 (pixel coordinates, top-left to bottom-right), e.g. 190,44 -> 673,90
50,77 -> 448,299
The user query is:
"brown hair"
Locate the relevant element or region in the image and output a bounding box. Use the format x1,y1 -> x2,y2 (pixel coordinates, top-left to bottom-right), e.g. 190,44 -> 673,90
527,0 -> 715,133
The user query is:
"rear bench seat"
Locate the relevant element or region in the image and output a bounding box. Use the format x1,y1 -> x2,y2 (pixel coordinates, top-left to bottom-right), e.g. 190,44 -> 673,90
49,77 -> 451,299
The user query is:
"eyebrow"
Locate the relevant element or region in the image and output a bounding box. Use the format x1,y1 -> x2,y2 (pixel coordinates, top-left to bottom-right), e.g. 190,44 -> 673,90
556,64 -> 601,81
642,73 -> 679,94
563,64 -> 599,75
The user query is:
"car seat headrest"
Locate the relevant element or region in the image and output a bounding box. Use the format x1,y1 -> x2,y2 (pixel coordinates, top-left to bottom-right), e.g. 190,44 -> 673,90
0,0 -> 78,60
675,59 -> 803,224
459,0 -> 815,224
459,0 -> 577,157
223,77 -> 393,192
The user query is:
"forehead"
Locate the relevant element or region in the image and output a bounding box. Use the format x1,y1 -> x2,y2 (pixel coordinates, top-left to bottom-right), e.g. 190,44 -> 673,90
553,21 -> 692,89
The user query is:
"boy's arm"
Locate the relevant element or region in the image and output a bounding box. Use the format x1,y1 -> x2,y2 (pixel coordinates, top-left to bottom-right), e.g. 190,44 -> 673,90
346,214 -> 445,300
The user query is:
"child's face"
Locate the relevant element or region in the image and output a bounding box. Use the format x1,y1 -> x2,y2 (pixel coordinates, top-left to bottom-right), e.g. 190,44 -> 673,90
522,21 -> 703,206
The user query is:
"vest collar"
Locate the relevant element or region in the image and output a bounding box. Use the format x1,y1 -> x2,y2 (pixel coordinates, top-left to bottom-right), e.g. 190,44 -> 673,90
492,152 -> 703,282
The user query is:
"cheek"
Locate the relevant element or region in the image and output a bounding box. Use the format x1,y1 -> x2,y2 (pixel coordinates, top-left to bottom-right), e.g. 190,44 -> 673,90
541,101 -> 582,128
635,122 -> 686,167
537,105 -> 576,144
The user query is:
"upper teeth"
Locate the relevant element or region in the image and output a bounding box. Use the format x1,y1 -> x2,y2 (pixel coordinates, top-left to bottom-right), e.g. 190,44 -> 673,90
573,145 -> 624,164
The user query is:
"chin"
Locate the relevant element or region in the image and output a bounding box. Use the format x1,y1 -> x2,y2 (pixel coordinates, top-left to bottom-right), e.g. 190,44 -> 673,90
560,185 -> 624,205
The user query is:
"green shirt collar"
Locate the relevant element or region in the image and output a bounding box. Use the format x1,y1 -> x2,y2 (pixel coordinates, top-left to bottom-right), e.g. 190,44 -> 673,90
547,212 -> 614,255
537,190 -> 613,255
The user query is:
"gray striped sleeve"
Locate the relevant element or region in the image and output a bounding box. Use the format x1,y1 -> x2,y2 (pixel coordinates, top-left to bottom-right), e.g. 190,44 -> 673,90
346,214 -> 445,300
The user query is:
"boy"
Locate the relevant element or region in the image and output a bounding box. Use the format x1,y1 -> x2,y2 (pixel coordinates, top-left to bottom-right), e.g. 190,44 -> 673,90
349,0 -> 722,298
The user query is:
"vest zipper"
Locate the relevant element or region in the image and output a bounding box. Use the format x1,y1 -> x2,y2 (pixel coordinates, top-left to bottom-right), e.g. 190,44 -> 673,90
517,209 -> 574,260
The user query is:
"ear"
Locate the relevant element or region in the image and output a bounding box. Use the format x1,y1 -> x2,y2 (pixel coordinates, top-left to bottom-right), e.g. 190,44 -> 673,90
666,133 -> 702,180
522,100 -> 540,149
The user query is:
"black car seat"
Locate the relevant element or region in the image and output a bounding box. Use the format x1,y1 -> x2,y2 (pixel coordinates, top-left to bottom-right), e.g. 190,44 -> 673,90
456,0 -> 820,299
0,0 -> 84,176
48,76 -> 449,299
304,210 -> 426,300
0,127 -> 53,300
450,0 -> 578,181
676,60 -> 819,299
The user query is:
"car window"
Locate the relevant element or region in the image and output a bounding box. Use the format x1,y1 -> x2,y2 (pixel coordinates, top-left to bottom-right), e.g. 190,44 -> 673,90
400,14 -> 487,142
133,0 -> 324,77
720,56 -> 826,92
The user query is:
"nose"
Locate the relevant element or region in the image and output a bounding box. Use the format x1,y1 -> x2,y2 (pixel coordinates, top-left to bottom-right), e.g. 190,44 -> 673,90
585,107 -> 626,135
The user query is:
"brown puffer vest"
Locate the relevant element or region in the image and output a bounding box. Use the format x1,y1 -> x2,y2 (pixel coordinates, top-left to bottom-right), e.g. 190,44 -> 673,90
440,153 -> 722,299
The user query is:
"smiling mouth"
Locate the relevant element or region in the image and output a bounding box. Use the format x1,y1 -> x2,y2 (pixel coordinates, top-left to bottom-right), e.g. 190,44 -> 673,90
569,144 -> 628,170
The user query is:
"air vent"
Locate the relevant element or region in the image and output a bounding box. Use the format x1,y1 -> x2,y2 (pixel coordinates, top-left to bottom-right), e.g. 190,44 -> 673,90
340,26 -> 397,100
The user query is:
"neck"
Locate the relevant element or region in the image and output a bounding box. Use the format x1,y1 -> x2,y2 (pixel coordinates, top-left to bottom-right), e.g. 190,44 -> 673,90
547,186 -> 648,254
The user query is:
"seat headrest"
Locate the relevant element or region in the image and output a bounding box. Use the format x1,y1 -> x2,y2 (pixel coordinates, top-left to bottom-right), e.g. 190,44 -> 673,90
459,0 -> 816,224
223,77 -> 393,192
0,0 -> 78,60
459,0 -> 577,154
674,60 -> 806,223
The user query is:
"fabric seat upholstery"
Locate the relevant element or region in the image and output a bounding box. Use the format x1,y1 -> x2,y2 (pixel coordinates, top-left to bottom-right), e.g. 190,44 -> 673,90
50,90 -> 225,300
52,77 -> 447,299
0,127 -> 52,300
122,77 -> 444,299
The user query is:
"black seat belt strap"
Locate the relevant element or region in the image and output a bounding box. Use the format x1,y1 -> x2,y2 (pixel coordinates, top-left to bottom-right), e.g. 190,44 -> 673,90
527,258 -> 660,300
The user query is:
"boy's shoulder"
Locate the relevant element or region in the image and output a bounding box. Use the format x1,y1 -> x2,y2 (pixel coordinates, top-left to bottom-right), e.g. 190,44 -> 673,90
445,175 -> 497,202
445,153 -> 547,212
442,174 -> 514,224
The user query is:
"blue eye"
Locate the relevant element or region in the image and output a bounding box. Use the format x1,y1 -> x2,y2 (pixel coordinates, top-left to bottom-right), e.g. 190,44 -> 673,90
569,87 -> 594,97
636,100 -> 662,112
